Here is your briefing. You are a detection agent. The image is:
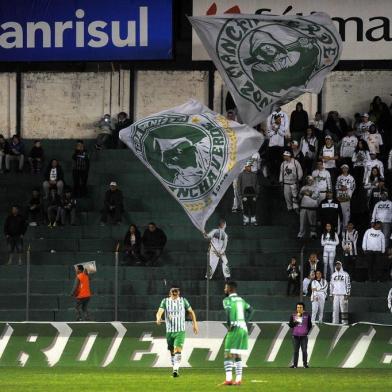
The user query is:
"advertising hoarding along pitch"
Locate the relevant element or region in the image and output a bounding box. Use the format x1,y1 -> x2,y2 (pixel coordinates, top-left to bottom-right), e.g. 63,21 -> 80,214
0,0 -> 173,61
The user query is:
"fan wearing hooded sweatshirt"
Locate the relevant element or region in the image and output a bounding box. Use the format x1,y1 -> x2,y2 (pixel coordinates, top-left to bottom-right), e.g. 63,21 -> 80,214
205,220 -> 231,280
330,261 -> 351,324
311,270 -> 328,323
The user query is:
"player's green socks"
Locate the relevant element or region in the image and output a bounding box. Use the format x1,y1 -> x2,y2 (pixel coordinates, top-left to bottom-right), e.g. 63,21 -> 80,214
224,360 -> 234,382
173,352 -> 181,371
235,358 -> 242,382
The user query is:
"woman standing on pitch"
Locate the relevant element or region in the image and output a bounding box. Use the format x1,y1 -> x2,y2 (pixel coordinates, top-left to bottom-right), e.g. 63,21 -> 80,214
321,223 -> 339,280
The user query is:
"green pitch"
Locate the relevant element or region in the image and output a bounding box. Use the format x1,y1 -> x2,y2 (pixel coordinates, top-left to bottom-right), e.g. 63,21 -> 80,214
1,368 -> 391,392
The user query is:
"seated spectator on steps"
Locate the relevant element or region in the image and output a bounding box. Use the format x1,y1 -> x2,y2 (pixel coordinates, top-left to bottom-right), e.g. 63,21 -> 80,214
43,159 -> 64,198
4,205 -> 27,265
100,181 -> 124,225
60,189 -> 77,226
302,271 -> 315,297
95,114 -> 116,150
0,134 -> 10,173
28,140 -> 44,174
72,140 -> 90,197
142,222 -> 167,266
27,188 -> 43,226
5,134 -> 25,173
113,112 -> 132,149
123,224 -> 142,265
46,188 -> 61,228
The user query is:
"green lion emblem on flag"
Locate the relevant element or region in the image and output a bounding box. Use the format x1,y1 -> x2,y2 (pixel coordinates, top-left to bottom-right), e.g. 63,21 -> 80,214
129,113 -> 229,201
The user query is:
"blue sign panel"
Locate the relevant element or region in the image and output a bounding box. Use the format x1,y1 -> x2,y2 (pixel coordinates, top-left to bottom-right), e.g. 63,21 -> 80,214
0,0 -> 173,61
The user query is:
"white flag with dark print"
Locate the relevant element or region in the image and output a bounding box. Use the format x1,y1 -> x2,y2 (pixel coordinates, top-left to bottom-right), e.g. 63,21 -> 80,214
189,12 -> 342,126
119,100 -> 263,231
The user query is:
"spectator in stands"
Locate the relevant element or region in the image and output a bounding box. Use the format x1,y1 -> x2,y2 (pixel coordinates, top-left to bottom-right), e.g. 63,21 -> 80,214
95,114 -> 116,150
352,139 -> 371,186
352,113 -> 361,133
318,190 -> 343,235
369,96 -> 392,147
100,181 -> 124,225
302,271 -> 315,297
356,113 -> 373,139
0,134 -> 9,173
113,112 -> 132,148
28,140 -> 44,174
72,140 -> 89,197
310,111 -> 323,138
387,147 -> 392,189
364,124 -> 384,156
388,287 -> 392,313
298,176 -> 319,240
5,134 -> 25,173
267,106 -> 290,138
288,302 -> 311,368
286,257 -> 300,296
369,177 -> 389,212
238,162 -> 259,226
323,111 -> 347,141
342,222 -> 358,279
362,221 -> 385,281
320,135 -> 339,185
312,160 -> 332,203
304,253 -> 321,279
71,264 -> 91,321
43,159 -> 64,199
311,270 -> 328,323
267,112 -> 287,183
364,152 -> 384,180
339,128 -> 357,169
364,167 -> 382,199
290,102 -> 308,142
279,150 -> 303,214
123,224 -> 142,265
371,192 -> 392,249
330,260 -> 351,324
321,223 -> 339,280
299,127 -> 318,175
336,165 -> 356,229
27,188 -> 43,226
4,206 -> 27,265
142,222 -> 167,266
46,188 -> 61,228
60,189 -> 77,226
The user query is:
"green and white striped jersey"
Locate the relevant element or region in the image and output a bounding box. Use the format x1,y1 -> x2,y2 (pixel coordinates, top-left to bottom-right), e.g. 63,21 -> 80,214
159,297 -> 191,333
223,293 -> 250,330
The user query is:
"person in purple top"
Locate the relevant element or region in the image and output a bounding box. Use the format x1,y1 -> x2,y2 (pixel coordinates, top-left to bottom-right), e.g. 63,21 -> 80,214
288,302 -> 312,368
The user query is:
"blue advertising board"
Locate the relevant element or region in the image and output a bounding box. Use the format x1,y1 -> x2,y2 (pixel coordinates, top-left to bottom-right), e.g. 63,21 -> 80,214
0,0 -> 173,61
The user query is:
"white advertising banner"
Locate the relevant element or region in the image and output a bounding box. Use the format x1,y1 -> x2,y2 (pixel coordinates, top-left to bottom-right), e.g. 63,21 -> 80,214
192,0 -> 392,60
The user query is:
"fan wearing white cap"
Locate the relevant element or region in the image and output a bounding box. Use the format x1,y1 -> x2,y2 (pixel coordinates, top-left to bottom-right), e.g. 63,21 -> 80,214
279,150 -> 303,213
336,164 -> 356,229
100,181 -> 124,225
330,260 -> 351,324
356,113 -> 373,140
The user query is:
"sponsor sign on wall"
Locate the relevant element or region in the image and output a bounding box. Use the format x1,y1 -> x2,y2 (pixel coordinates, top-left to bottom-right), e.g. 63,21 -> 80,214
0,322 -> 391,368
0,0 -> 173,61
192,0 -> 392,60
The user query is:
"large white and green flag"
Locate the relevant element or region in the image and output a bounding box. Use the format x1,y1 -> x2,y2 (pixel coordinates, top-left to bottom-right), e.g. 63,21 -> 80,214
119,100 -> 263,231
189,12 -> 342,127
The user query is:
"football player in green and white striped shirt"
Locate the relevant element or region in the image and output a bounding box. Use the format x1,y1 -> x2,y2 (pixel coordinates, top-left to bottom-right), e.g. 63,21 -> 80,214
156,287 -> 198,377
222,281 -> 253,386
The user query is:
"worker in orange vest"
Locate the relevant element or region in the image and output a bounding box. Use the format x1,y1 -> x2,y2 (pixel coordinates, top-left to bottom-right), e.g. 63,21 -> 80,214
71,264 -> 91,321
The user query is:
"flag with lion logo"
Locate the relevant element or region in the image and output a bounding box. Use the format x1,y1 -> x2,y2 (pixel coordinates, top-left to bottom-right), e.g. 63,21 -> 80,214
189,12 -> 342,127
119,100 -> 263,231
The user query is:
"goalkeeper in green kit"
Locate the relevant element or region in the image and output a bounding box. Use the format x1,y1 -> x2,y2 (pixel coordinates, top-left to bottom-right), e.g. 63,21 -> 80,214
222,281 -> 253,386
